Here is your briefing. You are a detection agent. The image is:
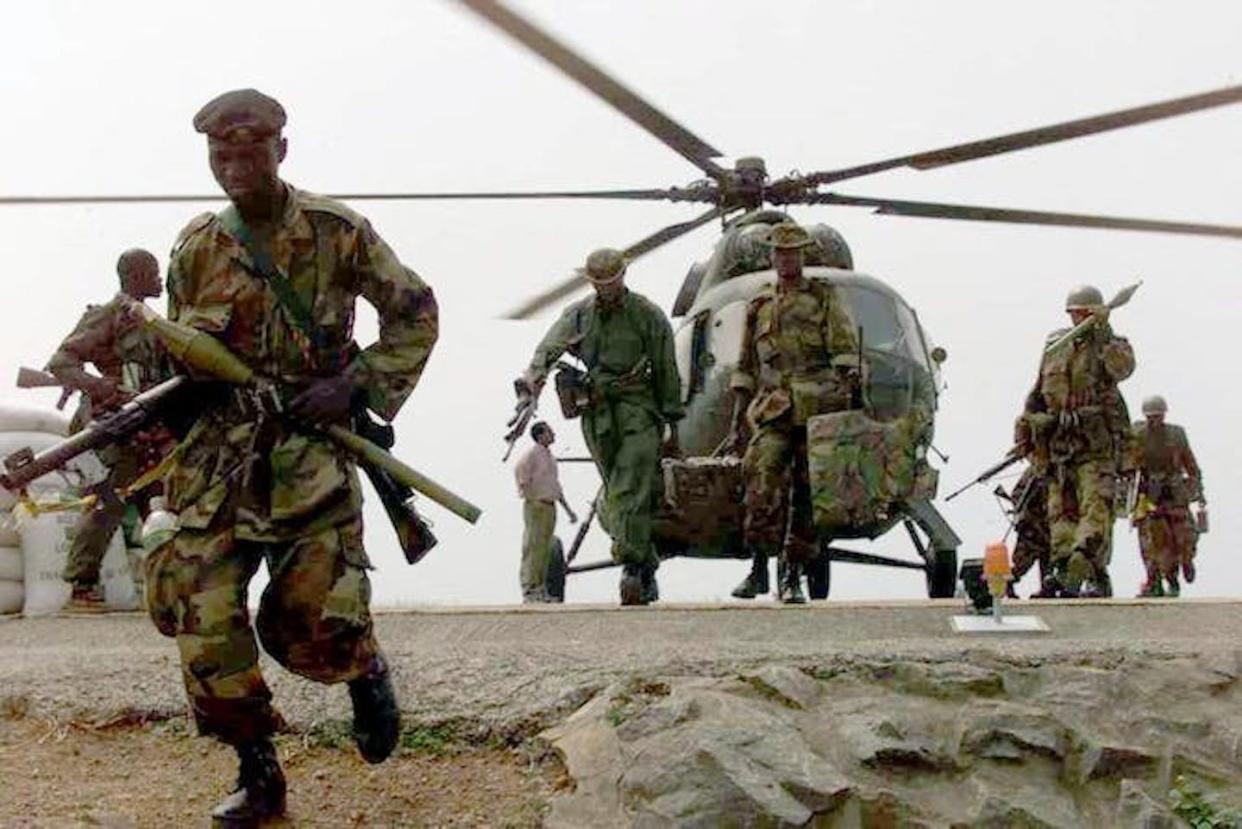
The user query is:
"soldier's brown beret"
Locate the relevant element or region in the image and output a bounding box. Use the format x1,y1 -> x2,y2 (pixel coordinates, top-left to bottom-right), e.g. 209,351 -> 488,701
193,89 -> 286,140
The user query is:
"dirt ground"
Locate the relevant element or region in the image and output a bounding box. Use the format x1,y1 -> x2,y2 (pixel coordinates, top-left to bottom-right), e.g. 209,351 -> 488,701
0,709 -> 565,828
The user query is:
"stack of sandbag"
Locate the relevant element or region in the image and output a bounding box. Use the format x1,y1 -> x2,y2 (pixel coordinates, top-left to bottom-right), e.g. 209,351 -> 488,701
0,403 -> 142,615
0,403 -> 71,615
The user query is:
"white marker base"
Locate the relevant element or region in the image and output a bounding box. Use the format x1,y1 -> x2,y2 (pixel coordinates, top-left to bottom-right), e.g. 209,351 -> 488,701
951,614 -> 1050,634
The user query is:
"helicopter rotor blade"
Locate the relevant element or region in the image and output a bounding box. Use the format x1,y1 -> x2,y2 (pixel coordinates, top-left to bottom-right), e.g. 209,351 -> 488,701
811,192 -> 1242,239
501,205 -> 726,320
804,84 -> 1242,186
0,188 -> 694,206
455,0 -> 726,179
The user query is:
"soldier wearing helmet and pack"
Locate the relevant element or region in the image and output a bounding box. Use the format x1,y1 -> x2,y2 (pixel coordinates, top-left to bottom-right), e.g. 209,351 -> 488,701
727,222 -> 860,604
1128,395 -> 1205,597
516,248 -> 684,606
1020,284 -> 1135,598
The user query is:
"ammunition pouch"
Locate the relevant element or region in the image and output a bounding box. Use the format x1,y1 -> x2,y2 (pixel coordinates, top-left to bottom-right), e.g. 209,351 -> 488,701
1076,405 -> 1112,456
554,362 -> 593,420
789,373 -> 851,426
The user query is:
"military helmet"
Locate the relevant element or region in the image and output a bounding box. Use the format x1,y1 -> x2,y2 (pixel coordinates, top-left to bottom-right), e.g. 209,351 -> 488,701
807,224 -> 854,269
1141,395 -> 1168,416
762,222 -> 815,250
583,248 -> 627,284
1065,284 -> 1104,310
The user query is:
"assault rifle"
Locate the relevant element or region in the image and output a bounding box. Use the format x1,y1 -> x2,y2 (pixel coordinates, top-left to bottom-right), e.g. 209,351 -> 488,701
504,382 -> 536,462
16,366 -> 72,410
945,446 -> 1024,502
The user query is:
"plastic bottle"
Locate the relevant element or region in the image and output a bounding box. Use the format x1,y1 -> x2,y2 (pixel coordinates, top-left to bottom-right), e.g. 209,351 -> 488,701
140,496 -> 178,555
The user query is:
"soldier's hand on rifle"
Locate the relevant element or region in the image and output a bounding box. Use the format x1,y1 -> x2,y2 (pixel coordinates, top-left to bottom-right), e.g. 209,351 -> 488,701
290,375 -> 356,424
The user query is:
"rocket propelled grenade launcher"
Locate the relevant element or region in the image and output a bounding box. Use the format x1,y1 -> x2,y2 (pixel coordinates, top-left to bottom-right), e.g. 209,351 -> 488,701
132,303 -> 482,525
1,376 -> 187,491
1044,281 -> 1142,356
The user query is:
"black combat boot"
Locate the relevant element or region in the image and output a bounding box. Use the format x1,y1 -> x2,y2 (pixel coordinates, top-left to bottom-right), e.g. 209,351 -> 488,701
348,660 -> 400,764
1030,573 -> 1062,599
778,561 -> 807,605
212,739 -> 286,827
619,564 -> 643,606
639,564 -> 660,605
1183,559 -> 1196,584
731,551 -> 770,600
1165,574 -> 1180,598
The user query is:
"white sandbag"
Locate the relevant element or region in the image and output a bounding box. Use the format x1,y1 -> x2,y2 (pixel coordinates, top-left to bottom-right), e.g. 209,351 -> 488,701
0,512 -> 19,547
19,509 -> 137,615
0,546 -> 21,581
0,404 -> 69,437
0,580 -> 22,614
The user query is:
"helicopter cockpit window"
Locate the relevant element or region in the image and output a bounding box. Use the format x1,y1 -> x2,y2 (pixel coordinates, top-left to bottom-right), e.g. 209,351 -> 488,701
838,286 -> 935,420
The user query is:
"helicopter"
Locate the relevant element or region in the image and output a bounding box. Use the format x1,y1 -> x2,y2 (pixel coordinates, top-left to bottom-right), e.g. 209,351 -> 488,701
4,1 -> 1241,599
445,0 -> 1242,600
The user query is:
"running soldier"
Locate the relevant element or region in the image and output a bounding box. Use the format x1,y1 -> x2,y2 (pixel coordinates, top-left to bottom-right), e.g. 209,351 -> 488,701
145,89 -> 439,825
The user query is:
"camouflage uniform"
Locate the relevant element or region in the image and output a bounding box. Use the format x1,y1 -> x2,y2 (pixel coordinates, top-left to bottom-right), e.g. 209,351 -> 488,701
1007,466 -> 1050,586
146,185 -> 438,745
1024,323 -> 1134,594
525,290 -> 683,575
731,277 -> 858,567
1130,420 -> 1203,592
47,294 -> 171,588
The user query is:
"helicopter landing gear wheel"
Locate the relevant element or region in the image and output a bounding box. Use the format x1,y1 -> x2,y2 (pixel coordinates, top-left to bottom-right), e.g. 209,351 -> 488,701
545,536 -> 566,603
926,547 -> 957,599
807,553 -> 831,600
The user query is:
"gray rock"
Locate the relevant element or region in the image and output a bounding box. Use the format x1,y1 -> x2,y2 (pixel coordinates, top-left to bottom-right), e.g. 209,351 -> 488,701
1079,741 -> 1161,782
836,710 -> 956,773
870,661 -> 1006,700
959,703 -> 1070,762
1115,780 -> 1178,829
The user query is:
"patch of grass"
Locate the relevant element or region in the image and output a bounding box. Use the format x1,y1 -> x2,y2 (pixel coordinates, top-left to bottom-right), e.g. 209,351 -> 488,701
1170,775 -> 1241,828
399,725 -> 456,756
301,719 -> 355,751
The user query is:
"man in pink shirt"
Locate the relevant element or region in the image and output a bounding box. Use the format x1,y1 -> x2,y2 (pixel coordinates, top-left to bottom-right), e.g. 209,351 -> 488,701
515,422 -> 578,602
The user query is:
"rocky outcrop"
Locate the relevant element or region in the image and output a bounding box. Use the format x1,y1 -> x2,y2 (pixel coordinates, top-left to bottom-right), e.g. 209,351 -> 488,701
543,655 -> 1242,827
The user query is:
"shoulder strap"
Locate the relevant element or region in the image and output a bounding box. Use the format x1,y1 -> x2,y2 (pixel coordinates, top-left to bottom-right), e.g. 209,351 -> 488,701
219,205 -> 314,336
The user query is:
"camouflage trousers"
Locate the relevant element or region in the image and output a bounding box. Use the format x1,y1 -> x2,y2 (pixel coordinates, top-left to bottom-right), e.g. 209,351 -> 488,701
63,451 -> 144,588
582,403 -> 661,570
1137,507 -> 1197,583
742,423 -> 816,566
145,517 -> 381,745
1046,459 -> 1116,589
1009,469 -> 1049,584
520,500 -> 556,599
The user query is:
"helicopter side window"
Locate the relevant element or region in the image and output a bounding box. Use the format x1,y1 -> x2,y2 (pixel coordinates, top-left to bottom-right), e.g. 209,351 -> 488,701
687,310 -> 712,401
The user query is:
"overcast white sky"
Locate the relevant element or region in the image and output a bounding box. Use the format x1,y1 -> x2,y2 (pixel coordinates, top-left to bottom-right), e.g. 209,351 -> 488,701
2,1 -> 1239,605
